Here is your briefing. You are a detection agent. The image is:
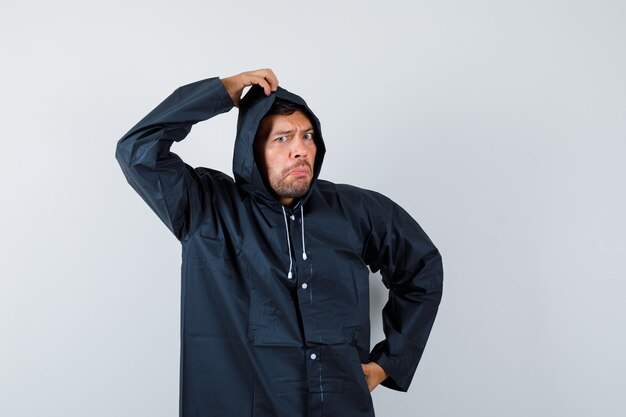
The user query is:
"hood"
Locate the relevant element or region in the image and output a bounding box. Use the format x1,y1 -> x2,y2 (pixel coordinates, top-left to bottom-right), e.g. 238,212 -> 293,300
233,85 -> 326,208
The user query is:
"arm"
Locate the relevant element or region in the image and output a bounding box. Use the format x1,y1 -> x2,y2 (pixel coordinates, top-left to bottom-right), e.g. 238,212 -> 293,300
115,70 -> 278,240
364,197 -> 443,392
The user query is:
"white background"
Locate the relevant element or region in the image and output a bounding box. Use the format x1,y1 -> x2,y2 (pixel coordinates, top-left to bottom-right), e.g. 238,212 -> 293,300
1,1 -> 625,416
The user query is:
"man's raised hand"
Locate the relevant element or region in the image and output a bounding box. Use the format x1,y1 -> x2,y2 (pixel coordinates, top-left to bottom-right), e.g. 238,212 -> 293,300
221,69 -> 279,107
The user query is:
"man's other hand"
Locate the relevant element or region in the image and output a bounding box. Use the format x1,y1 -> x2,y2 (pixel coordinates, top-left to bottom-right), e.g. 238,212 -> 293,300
221,69 -> 279,107
361,362 -> 388,392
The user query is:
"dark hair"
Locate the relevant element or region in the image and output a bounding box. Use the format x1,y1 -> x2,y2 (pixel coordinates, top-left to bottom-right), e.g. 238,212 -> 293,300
264,99 -> 308,118
255,99 -> 313,144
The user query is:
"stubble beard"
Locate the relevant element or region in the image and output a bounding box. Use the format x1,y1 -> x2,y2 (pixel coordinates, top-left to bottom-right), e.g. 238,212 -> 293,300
269,163 -> 313,199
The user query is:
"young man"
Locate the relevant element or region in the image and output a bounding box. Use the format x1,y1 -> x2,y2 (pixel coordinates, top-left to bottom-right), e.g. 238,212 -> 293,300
116,69 -> 443,417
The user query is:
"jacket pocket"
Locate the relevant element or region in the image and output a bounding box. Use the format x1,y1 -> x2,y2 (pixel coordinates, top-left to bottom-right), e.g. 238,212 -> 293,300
247,286 -> 303,347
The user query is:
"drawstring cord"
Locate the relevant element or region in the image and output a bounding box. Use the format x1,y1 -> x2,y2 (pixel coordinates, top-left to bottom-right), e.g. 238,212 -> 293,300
282,205 -> 308,279
300,205 -> 307,260
282,206 -> 294,279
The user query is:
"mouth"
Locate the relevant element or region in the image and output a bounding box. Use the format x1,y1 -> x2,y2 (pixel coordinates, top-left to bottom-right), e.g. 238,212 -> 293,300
287,164 -> 312,177
290,168 -> 311,176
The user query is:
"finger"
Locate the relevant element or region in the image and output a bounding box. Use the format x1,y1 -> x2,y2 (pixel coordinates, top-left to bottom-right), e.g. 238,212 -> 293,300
242,75 -> 272,96
365,374 -> 375,392
263,69 -> 279,91
250,69 -> 279,92
257,77 -> 272,96
361,364 -> 373,391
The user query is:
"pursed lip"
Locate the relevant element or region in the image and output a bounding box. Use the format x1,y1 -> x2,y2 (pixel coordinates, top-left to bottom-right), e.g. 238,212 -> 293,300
287,164 -> 312,176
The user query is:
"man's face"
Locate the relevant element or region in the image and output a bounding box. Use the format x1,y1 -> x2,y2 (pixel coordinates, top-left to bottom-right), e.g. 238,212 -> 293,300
255,110 -> 317,206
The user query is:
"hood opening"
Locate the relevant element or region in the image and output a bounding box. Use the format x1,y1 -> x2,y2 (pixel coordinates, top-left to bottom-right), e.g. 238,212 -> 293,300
233,85 -> 326,208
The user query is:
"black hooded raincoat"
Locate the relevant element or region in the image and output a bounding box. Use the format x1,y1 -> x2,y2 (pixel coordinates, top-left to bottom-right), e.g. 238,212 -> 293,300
116,77 -> 443,417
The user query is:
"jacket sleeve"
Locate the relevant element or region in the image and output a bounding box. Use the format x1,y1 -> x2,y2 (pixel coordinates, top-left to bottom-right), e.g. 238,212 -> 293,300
363,195 -> 443,392
115,77 -> 234,240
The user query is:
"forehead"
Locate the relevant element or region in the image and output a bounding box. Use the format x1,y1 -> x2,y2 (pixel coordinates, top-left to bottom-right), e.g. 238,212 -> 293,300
258,110 -> 313,137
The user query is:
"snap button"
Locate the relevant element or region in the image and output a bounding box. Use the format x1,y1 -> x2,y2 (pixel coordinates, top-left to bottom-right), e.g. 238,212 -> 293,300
301,283 -> 308,289
310,353 -> 317,360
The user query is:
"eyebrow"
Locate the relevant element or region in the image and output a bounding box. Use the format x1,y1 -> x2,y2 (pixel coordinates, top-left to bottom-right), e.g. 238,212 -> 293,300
271,127 -> 314,136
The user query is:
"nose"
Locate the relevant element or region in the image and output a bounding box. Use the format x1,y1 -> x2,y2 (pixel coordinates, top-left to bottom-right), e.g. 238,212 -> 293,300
290,136 -> 308,159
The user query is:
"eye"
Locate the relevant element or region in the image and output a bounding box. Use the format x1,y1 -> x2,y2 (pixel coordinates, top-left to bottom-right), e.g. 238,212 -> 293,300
275,136 -> 288,143
304,132 -> 314,140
